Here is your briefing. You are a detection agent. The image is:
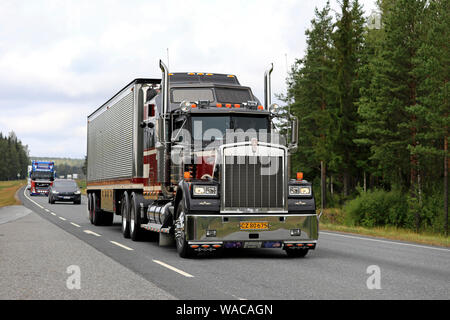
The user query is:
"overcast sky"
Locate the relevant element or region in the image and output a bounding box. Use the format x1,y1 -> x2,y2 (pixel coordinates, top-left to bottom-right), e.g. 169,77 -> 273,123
0,0 -> 377,158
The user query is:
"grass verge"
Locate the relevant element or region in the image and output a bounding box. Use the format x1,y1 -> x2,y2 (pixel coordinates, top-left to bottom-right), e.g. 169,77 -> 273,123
320,222 -> 449,248
76,179 -> 86,195
0,180 -> 26,208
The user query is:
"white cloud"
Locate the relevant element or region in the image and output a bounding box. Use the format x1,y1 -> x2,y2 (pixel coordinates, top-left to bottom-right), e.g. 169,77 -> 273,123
0,0 -> 377,157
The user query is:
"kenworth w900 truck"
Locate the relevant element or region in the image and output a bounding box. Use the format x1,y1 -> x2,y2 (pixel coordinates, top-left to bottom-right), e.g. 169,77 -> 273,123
86,61 -> 318,258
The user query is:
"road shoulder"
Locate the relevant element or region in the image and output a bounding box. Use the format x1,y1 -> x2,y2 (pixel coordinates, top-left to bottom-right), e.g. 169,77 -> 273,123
0,209 -> 176,300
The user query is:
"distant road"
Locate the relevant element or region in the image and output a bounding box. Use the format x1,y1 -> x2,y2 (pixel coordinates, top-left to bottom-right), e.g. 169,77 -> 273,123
19,187 -> 450,300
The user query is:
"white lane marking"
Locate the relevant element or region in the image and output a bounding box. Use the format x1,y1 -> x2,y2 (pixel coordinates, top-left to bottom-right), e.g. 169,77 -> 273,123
83,230 -> 101,237
50,212 -> 56,216
44,209 -> 50,212
110,241 -> 134,251
23,188 -> 44,209
70,222 -> 81,228
152,259 -> 194,278
320,231 -> 450,252
58,217 -> 67,221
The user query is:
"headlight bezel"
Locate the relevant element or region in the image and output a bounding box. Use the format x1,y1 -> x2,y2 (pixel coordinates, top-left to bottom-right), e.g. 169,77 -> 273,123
288,184 -> 312,198
192,184 -> 219,198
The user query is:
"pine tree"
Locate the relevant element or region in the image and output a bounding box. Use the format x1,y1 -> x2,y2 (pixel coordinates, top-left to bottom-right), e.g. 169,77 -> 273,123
331,0 -> 366,196
284,1 -> 335,206
414,0 -> 450,235
357,0 -> 427,231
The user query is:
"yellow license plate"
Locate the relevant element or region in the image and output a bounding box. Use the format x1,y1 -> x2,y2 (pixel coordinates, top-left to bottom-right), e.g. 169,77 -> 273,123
240,222 -> 269,230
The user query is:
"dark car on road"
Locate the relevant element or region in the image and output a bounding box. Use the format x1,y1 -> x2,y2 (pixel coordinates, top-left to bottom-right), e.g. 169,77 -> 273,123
48,179 -> 81,204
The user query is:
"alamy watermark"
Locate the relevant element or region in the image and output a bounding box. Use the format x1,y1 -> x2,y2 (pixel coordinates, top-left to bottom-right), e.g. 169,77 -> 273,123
66,265 -> 81,290
366,265 -> 381,290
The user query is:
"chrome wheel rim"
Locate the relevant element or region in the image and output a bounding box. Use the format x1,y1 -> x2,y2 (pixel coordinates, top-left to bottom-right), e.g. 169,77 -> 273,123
175,210 -> 185,249
130,207 -> 135,234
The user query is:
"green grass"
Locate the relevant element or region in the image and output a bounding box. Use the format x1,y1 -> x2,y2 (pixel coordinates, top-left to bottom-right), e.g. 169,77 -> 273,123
0,180 -> 26,207
319,208 -> 449,248
76,179 -> 86,195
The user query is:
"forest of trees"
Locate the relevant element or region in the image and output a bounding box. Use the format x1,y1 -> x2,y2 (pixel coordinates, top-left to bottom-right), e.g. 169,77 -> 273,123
282,0 -> 448,235
0,132 -> 30,181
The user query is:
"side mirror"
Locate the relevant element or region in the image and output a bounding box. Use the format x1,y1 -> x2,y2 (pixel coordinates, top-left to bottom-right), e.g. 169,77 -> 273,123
289,116 -> 298,152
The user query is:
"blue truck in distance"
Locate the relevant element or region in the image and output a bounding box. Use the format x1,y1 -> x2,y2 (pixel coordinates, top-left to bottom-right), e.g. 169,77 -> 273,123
29,160 -> 55,196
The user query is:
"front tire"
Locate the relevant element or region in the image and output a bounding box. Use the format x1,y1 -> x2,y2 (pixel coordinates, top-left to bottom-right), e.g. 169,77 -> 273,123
175,200 -> 194,258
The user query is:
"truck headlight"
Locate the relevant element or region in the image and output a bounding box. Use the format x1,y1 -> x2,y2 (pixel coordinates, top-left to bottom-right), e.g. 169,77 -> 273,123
289,186 -> 311,196
193,185 -> 218,196
75,191 -> 81,195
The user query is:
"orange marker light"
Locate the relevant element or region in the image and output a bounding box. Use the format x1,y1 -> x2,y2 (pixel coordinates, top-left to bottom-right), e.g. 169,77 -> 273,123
258,105 -> 264,110
184,172 -> 192,180
191,104 -> 197,108
216,103 -> 223,108
234,104 -> 240,108
297,172 -> 303,181
225,104 -> 232,108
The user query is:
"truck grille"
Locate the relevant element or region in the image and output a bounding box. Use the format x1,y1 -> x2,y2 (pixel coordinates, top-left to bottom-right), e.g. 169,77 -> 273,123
223,155 -> 285,211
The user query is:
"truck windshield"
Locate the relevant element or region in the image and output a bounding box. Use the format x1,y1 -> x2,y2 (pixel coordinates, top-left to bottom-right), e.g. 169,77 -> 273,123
192,115 -> 269,141
31,171 -> 53,180
171,87 -> 254,104
215,87 -> 253,104
171,88 -> 214,103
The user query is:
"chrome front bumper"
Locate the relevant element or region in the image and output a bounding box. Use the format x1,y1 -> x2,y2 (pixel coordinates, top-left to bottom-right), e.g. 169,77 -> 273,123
185,214 -> 319,243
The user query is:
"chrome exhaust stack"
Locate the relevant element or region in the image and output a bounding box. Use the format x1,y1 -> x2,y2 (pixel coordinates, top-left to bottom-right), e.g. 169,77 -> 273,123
158,60 -> 172,197
264,63 -> 274,110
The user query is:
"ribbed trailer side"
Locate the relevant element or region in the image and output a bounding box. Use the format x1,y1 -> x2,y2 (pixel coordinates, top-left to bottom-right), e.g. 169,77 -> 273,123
87,84 -> 136,183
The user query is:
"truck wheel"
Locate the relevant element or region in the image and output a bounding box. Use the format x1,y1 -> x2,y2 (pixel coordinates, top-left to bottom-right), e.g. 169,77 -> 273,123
92,193 -> 102,226
88,193 -> 94,223
175,200 -> 194,258
130,192 -> 144,241
121,192 -> 131,238
285,248 -> 309,258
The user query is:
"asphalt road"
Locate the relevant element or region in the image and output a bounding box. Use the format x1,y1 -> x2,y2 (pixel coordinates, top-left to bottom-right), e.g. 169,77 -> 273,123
19,188 -> 450,300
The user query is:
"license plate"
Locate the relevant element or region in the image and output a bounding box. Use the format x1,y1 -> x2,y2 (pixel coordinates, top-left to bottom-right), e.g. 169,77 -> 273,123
240,222 -> 269,230
244,241 -> 262,248
64,196 -> 71,199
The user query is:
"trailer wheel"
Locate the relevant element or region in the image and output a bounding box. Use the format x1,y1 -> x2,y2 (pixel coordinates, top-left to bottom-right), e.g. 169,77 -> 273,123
130,193 -> 144,241
175,200 -> 194,258
92,193 -> 102,226
121,192 -> 131,238
285,248 -> 309,258
88,193 -> 93,223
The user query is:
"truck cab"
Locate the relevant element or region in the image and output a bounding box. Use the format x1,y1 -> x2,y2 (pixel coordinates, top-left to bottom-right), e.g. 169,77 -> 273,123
30,160 -> 55,196
142,65 -> 317,257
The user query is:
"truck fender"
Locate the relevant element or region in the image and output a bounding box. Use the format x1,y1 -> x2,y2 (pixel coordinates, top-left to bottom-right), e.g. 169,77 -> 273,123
174,181 -> 191,219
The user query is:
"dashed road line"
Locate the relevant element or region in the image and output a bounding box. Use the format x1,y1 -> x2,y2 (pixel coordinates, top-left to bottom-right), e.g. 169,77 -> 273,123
58,216 -> 67,221
84,230 -> 101,237
50,212 -> 56,216
110,241 -> 134,251
152,259 -> 194,278
70,222 -> 81,228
